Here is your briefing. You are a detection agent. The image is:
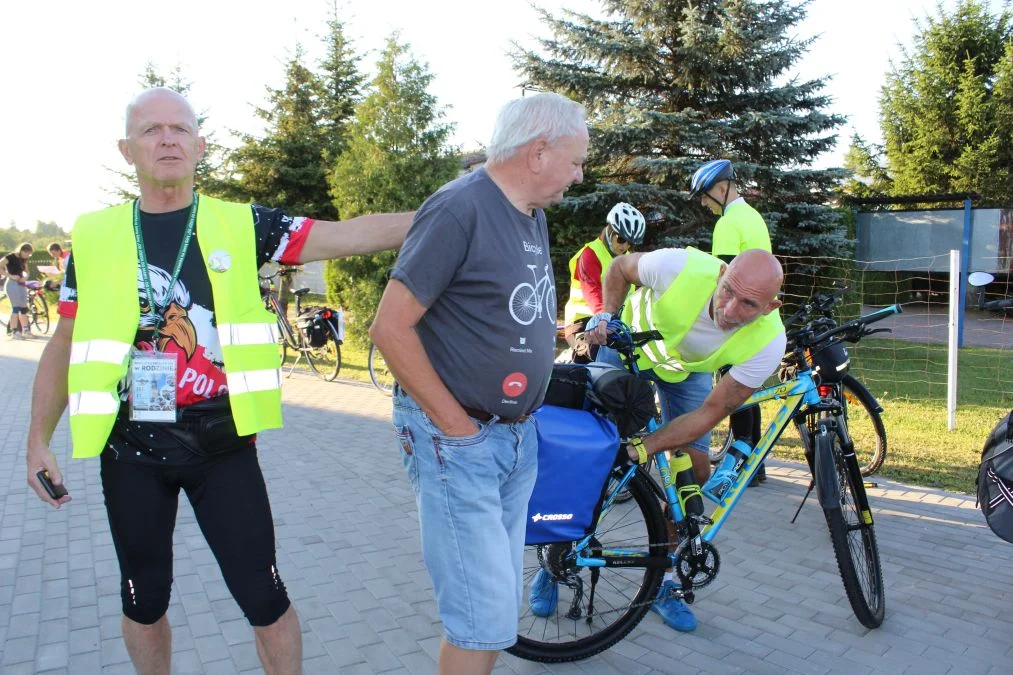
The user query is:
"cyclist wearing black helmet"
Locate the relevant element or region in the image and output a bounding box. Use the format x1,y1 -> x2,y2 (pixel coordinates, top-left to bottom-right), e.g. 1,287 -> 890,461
692,159 -> 772,484
562,202 -> 646,362
689,159 -> 771,263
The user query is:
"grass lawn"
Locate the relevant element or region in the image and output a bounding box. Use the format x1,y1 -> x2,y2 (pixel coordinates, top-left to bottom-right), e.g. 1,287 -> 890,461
764,338 -> 1012,495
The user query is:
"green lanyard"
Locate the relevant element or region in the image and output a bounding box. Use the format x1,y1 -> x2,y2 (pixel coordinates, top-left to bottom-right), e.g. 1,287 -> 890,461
134,193 -> 198,346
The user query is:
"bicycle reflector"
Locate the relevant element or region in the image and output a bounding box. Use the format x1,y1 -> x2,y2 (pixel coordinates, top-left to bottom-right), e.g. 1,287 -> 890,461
805,342 -> 850,383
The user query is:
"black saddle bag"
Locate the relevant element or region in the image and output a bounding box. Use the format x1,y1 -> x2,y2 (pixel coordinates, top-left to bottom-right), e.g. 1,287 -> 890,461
977,411 -> 1013,544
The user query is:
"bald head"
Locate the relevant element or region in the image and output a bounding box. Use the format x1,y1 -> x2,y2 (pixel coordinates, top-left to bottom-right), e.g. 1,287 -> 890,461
726,249 -> 783,302
125,87 -> 198,137
712,249 -> 783,331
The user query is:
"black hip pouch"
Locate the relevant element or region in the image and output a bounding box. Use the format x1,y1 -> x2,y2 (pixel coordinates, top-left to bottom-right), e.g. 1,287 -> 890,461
114,396 -> 254,458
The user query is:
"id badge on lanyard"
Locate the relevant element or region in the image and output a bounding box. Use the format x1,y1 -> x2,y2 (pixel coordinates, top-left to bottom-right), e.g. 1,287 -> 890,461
128,192 -> 197,423
129,350 -> 178,422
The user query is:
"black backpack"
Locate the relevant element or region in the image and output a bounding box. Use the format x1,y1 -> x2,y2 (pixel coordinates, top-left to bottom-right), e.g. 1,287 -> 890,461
977,411 -> 1013,544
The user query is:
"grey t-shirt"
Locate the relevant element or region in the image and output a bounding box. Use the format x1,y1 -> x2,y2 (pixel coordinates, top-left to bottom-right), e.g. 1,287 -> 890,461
391,168 -> 556,417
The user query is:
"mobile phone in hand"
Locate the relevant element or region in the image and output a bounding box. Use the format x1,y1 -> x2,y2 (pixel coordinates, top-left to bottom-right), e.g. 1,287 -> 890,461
36,470 -> 69,499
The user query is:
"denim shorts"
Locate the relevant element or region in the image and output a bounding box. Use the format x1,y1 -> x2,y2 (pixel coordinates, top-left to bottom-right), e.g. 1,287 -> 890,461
596,347 -> 713,453
392,386 -> 538,650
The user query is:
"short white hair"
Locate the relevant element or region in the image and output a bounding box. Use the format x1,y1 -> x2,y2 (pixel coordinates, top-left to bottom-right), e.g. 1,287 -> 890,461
486,92 -> 587,164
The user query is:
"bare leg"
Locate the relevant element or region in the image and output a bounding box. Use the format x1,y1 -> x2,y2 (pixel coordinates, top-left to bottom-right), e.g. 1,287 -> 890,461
438,641 -> 497,675
253,604 -> 302,675
122,614 -> 171,675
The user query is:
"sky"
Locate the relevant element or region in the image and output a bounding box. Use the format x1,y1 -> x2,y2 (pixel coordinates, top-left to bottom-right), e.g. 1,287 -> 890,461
0,0 -> 997,231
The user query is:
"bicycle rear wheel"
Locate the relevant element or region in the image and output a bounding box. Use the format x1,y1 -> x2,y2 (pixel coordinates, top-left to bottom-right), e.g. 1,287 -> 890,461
840,375 -> 887,476
307,323 -> 342,382
509,469 -> 667,663
31,292 -> 50,334
368,343 -> 394,395
819,423 -> 885,628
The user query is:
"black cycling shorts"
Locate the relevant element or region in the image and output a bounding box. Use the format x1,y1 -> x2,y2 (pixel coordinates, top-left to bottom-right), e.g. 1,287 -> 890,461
100,444 -> 290,626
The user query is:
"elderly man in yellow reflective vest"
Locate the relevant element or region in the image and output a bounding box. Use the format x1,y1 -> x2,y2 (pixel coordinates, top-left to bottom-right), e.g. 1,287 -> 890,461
24,87 -> 414,675
581,246 -> 785,634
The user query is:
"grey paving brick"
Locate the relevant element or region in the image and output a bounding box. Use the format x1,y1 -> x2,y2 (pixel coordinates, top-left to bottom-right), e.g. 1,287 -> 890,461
34,641 -> 69,671
2,635 -> 36,666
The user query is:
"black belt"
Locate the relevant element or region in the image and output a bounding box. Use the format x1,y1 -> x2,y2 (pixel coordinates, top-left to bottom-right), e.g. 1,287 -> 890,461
462,405 -> 531,425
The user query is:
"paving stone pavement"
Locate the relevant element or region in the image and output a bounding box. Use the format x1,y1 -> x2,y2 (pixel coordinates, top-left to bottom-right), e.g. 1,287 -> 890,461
3,336 -> 1013,674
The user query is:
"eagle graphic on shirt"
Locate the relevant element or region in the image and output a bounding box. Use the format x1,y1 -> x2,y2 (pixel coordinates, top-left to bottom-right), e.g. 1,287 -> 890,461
135,264 -> 227,402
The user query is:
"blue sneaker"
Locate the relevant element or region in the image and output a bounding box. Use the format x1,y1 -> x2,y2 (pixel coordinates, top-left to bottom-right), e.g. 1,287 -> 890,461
529,568 -> 558,617
651,580 -> 697,632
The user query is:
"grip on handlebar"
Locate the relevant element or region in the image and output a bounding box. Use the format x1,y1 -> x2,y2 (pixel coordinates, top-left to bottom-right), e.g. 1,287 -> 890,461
862,304 -> 902,323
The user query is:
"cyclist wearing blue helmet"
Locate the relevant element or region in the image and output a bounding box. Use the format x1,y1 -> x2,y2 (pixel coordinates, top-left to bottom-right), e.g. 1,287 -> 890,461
692,159 -> 772,485
690,159 -> 771,263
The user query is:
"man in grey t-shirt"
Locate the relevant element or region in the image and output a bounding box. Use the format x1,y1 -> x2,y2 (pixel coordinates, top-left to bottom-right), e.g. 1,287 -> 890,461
371,92 -> 588,675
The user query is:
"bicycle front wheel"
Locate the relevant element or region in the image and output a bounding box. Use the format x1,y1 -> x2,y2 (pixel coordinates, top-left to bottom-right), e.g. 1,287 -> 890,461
510,468 -> 667,663
368,343 -> 394,395
31,293 -> 50,334
308,323 -> 342,382
819,423 -> 885,628
840,375 -> 887,476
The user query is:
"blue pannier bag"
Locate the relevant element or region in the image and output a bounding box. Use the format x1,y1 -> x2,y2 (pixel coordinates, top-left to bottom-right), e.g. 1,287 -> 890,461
525,404 -> 621,545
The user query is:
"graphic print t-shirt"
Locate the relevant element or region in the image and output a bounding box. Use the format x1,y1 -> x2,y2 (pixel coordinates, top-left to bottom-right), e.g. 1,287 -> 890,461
392,168 -> 555,417
59,202 -> 315,407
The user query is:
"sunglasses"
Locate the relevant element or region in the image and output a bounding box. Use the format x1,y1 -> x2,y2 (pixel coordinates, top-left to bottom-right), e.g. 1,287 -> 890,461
615,235 -> 632,246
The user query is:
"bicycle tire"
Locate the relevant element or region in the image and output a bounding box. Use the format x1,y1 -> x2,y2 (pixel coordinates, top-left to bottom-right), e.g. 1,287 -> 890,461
307,322 -> 342,382
818,423 -> 885,629
368,343 -> 394,395
31,292 -> 50,334
509,469 -> 667,663
840,374 -> 887,477
509,283 -> 539,325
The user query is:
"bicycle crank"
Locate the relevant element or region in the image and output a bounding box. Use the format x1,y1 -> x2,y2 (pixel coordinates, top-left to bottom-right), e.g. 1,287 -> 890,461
675,539 -> 720,589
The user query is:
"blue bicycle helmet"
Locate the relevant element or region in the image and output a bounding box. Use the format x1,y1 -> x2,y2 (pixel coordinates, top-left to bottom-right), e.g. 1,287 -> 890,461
688,159 -> 735,198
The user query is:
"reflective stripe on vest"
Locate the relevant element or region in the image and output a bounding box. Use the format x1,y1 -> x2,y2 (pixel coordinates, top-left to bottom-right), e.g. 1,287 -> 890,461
227,368 -> 281,394
69,339 -> 133,366
564,237 -> 613,324
621,248 -> 783,383
68,195 -> 282,459
217,323 -> 280,347
68,391 -> 120,416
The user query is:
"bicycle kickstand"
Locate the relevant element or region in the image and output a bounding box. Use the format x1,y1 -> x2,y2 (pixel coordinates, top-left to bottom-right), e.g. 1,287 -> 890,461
790,480 -> 815,525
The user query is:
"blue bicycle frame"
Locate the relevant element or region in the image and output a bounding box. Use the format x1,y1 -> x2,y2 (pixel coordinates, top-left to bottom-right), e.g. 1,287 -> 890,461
575,370 -> 822,569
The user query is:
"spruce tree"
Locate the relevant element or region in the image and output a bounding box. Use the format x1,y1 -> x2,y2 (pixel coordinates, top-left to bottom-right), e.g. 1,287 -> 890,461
325,34 -> 458,347
215,46 -> 338,218
514,0 -> 849,259
880,0 -> 1013,205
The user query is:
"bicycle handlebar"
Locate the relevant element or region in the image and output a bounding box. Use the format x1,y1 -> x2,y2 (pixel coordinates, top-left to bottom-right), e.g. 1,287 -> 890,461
804,304 -> 902,346
258,267 -> 299,283
983,298 -> 1013,311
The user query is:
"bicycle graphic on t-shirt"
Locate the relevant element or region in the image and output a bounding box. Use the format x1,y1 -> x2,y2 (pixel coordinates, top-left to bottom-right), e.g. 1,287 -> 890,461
509,264 -> 556,326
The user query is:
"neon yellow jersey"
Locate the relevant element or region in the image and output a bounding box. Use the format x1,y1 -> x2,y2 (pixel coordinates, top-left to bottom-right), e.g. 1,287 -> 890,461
712,200 -> 771,256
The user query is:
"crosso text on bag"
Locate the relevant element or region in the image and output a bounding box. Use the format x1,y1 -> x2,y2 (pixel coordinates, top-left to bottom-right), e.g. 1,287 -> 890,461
525,405 -> 621,545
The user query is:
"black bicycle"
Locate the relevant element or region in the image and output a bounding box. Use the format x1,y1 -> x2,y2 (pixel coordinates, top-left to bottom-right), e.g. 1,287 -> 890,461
1,280 -> 50,335
260,268 -> 343,382
710,285 -> 889,476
